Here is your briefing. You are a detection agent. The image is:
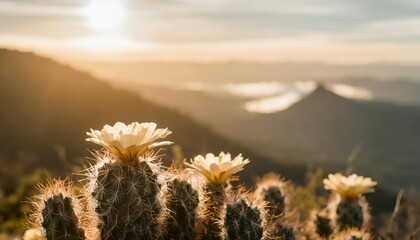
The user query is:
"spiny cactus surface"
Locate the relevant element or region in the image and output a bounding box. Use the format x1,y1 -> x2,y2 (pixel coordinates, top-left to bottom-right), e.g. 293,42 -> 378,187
201,183 -> 226,240
30,179 -> 86,240
160,177 -> 199,240
89,157 -> 162,239
336,198 -> 364,230
224,198 -> 264,240
42,193 -> 86,240
312,210 -> 333,239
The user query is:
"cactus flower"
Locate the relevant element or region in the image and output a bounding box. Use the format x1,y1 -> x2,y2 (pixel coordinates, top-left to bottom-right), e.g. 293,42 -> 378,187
87,122 -> 172,162
323,173 -> 377,199
23,229 -> 41,240
185,152 -> 249,185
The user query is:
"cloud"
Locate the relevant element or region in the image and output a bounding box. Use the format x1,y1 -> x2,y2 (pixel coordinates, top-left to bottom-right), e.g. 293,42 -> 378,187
1,0 -> 420,63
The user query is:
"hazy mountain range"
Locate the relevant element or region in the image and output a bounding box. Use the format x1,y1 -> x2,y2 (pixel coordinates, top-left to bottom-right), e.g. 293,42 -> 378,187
103,79 -> 420,192
0,49 -> 308,192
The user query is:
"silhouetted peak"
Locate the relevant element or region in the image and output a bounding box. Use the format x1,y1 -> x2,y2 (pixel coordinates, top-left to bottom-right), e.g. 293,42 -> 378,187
306,83 -> 344,100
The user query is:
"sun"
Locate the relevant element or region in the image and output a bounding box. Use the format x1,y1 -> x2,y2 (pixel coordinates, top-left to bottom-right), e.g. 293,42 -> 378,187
84,0 -> 125,31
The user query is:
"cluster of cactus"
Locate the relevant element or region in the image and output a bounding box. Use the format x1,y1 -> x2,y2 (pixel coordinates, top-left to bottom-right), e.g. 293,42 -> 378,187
26,121 -> 378,240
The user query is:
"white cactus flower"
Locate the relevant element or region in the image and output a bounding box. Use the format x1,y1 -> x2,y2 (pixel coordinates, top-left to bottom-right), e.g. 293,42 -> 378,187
323,173 -> 377,199
185,152 -> 250,185
87,122 -> 172,162
23,229 -> 41,240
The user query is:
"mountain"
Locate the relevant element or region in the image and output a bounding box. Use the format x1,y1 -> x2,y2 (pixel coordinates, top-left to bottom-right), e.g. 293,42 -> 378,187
0,48 -> 306,191
242,86 -> 420,191
341,78 -> 420,106
80,61 -> 420,89
119,83 -> 420,191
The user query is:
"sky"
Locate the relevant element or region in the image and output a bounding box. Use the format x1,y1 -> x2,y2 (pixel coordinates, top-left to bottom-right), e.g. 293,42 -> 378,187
1,0 -> 420,63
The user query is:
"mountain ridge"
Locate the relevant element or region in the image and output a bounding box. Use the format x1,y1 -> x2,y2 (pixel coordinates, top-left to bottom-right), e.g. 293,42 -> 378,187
0,48 -> 306,188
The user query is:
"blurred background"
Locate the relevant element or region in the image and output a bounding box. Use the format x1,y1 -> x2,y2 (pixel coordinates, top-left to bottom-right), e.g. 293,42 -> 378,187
0,0 -> 419,237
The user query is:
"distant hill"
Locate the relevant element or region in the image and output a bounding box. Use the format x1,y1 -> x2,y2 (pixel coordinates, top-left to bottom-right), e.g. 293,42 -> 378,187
246,85 -> 420,190
0,48 -> 306,190
81,61 -> 420,89
124,83 -> 420,191
341,78 -> 420,106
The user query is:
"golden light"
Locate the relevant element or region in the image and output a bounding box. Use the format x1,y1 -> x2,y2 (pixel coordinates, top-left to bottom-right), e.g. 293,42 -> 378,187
84,0 -> 125,31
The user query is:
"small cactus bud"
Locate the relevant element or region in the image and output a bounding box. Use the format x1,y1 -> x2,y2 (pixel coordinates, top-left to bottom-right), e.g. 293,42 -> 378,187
307,209 -> 333,239
223,191 -> 265,240
254,175 -> 291,219
23,229 -> 41,240
160,172 -> 200,240
29,179 -> 86,240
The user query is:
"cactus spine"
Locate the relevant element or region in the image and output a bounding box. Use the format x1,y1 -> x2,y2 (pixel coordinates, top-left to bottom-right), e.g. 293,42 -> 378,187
160,173 -> 199,240
30,179 -> 86,240
223,191 -> 265,240
200,183 -> 226,239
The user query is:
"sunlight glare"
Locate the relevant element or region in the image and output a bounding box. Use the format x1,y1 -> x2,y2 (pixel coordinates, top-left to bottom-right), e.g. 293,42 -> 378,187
84,0 -> 125,31
326,83 -> 373,100
245,93 -> 303,114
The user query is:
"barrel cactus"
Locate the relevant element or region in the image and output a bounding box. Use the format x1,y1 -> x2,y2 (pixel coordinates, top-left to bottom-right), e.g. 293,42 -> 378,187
159,171 -> 200,239
223,192 -> 265,240
85,122 -> 172,239
324,173 -> 376,231
29,179 -> 86,240
186,152 -> 250,239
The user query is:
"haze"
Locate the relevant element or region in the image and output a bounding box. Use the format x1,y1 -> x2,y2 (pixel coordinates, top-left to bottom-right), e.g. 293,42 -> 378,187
2,0 -> 420,64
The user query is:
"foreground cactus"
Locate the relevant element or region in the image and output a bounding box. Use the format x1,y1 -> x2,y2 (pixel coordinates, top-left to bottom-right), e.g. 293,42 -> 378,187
30,179 -> 86,240
85,122 -> 172,239
25,121 -> 382,240
223,192 -> 265,240
186,152 -> 249,239
159,172 -> 200,239
324,173 -> 376,231
254,175 -> 299,239
254,175 -> 291,218
307,209 -> 333,239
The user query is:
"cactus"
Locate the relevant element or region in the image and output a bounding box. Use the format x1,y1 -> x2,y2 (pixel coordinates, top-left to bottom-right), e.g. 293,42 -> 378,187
323,173 -> 376,231
185,152 -> 250,239
254,175 -> 291,219
223,192 -> 265,240
328,194 -> 370,231
160,173 -> 200,240
86,153 -> 164,239
307,209 -> 333,239
30,179 -> 86,240
269,221 -> 299,240
85,122 -> 172,239
254,175 -> 298,239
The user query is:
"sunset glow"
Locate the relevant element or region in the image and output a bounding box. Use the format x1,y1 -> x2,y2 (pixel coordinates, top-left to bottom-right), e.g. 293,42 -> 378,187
84,0 -> 126,32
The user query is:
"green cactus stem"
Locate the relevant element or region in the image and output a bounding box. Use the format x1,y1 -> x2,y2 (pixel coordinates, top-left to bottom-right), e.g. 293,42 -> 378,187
160,177 -> 199,240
